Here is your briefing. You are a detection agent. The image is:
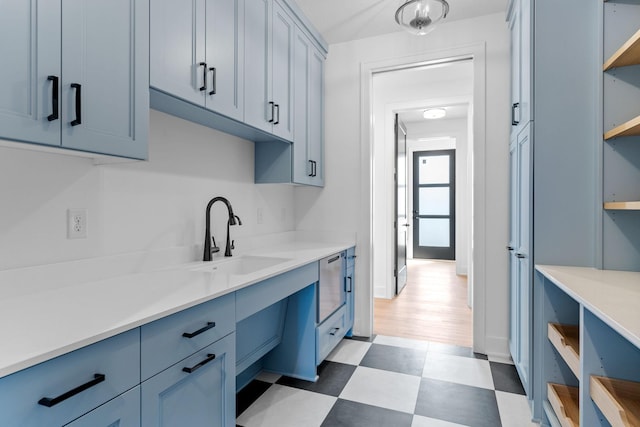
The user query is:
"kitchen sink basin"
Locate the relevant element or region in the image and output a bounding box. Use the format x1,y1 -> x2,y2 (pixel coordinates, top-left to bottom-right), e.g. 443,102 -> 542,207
192,255 -> 291,276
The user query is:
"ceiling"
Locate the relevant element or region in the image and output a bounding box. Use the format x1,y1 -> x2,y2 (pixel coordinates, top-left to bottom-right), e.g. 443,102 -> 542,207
398,104 -> 468,124
293,0 -> 508,45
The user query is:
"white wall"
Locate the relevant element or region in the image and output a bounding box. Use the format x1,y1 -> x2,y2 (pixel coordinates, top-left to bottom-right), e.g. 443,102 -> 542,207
406,116 -> 470,278
295,13 -> 510,356
0,110 -> 295,270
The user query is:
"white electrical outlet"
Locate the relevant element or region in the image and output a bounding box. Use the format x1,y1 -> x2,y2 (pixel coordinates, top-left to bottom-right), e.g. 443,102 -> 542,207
67,208 -> 88,239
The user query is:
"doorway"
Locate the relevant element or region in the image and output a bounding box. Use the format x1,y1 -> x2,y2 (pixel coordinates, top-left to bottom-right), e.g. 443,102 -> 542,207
412,149 -> 456,260
369,58 -> 475,348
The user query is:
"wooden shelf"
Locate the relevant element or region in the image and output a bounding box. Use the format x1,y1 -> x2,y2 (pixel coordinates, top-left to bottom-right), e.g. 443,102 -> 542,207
604,201 -> 640,211
548,383 -> 580,427
604,28 -> 640,71
548,323 -> 581,379
591,376 -> 640,427
605,115 -> 640,140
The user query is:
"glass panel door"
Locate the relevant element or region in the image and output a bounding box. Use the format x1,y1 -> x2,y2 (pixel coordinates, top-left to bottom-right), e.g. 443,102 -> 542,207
413,150 -> 455,260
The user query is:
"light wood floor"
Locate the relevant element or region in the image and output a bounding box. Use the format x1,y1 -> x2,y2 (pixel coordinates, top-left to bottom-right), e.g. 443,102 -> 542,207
374,259 -> 472,347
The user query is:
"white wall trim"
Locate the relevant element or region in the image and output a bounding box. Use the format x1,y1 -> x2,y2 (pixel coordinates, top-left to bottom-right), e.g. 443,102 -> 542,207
360,42 -> 487,353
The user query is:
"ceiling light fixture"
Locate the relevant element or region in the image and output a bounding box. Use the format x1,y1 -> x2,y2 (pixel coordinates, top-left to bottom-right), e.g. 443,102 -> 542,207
423,108 -> 446,119
395,0 -> 449,36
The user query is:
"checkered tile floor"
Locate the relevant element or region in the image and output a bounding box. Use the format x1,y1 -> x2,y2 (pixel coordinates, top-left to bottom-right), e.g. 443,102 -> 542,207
236,335 -> 538,427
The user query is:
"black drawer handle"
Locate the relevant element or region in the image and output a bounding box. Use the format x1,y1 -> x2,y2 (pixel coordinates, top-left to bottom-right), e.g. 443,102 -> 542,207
516,253 -> 526,259
182,322 -> 216,339
327,255 -> 340,264
199,62 -> 207,91
182,354 -> 216,374
70,83 -> 81,126
268,101 -> 275,123
329,327 -> 340,336
346,276 -> 353,293
38,373 -> 105,407
308,159 -> 314,177
511,102 -> 519,126
507,246 -> 514,251
47,76 -> 59,121
208,67 -> 216,95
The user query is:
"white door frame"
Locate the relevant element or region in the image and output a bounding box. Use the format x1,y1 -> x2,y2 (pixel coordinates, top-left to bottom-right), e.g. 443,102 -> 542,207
359,43 -> 487,353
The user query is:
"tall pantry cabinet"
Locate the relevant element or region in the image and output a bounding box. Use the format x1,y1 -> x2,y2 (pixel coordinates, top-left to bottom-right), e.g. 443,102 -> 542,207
506,0 -> 600,416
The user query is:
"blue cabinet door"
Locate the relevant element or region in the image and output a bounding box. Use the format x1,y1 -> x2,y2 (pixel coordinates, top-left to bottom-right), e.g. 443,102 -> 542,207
244,0 -> 272,133
65,387 -> 140,427
141,333 -> 236,427
205,0 -> 245,121
270,0 -> 294,141
0,0 -> 61,147
345,265 -> 355,336
307,46 -> 324,186
62,0 -> 148,159
508,135 -> 519,361
292,26 -> 311,185
150,0 -> 206,107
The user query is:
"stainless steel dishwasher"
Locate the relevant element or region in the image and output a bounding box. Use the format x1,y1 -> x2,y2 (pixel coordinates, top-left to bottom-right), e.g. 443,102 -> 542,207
317,252 -> 345,323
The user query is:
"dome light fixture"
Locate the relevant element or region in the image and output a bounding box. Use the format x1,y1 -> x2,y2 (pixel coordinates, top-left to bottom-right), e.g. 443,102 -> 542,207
423,108 -> 447,119
395,0 -> 449,36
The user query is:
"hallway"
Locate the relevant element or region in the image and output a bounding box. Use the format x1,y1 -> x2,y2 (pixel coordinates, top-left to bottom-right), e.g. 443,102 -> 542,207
374,259 -> 472,347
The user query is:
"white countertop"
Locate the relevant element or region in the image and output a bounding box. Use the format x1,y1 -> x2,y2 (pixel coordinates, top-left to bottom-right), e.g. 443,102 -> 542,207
536,265 -> 640,349
0,237 -> 354,379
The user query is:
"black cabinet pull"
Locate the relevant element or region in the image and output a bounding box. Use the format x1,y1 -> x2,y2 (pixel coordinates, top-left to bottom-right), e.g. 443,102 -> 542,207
274,104 -> 280,125
70,83 -> 81,126
268,101 -> 275,123
329,327 -> 340,336
182,322 -> 216,339
313,160 -> 317,177
346,276 -> 352,293
511,102 -> 519,126
327,255 -> 340,264
507,246 -> 514,251
516,253 -> 526,259
38,373 -> 105,407
182,354 -> 216,374
47,76 -> 59,122
199,62 -> 207,91
208,67 -> 216,95
308,160 -> 314,177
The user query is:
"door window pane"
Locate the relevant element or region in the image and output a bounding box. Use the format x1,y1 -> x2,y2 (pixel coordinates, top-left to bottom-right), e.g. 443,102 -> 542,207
419,218 -> 450,247
419,187 -> 450,215
419,155 -> 449,184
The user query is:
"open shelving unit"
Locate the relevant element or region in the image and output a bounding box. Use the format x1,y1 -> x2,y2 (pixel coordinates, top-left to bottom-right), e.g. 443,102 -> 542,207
604,115 -> 640,140
548,323 -> 581,380
548,383 -> 580,427
590,376 -> 640,426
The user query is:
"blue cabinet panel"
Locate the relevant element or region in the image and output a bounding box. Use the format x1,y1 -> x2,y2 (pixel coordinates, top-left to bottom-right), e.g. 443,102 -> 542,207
316,305 -> 347,364
141,333 -> 235,427
236,299 -> 287,374
0,329 -> 140,427
61,0 -> 148,159
0,0 -> 61,147
65,386 -> 140,427
140,293 -> 235,381
243,0 -> 271,133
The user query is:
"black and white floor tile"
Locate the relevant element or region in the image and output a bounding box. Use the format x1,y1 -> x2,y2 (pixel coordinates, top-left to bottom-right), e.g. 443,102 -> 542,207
236,335 -> 537,427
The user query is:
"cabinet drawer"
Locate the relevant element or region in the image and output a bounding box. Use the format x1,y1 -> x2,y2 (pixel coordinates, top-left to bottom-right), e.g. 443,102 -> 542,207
141,293 -> 235,380
0,329 -> 140,427
316,304 -> 347,364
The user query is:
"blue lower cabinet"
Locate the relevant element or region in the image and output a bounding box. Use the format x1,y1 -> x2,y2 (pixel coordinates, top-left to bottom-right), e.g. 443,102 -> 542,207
141,333 -> 236,427
345,265 -> 355,337
0,329 -> 140,427
65,386 -> 140,427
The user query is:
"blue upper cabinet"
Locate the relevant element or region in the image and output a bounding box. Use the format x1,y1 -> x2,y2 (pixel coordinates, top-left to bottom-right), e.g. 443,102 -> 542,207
292,26 -> 324,187
61,0 -> 149,159
150,0 -> 245,122
0,0 -> 61,148
507,0 -> 532,137
244,0 -> 294,141
0,0 -> 148,159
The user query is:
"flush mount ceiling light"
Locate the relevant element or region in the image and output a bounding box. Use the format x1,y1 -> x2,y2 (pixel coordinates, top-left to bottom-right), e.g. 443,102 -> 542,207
423,108 -> 446,119
395,0 -> 449,36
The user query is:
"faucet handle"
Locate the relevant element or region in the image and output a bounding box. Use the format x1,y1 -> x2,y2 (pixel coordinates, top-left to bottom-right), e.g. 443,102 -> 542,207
211,236 -> 220,253
230,240 -> 235,250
